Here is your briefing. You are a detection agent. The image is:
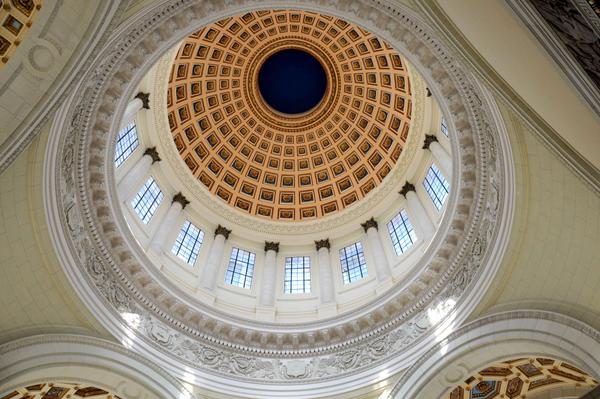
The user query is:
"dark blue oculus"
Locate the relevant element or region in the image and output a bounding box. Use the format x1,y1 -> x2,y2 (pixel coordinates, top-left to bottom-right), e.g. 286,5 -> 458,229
258,49 -> 327,114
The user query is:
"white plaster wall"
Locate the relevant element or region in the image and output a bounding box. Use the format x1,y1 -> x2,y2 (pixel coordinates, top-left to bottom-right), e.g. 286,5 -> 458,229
473,98 -> 600,331
0,123 -> 108,344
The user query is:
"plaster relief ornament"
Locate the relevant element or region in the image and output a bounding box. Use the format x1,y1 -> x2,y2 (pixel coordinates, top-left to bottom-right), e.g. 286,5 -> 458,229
44,0 -> 515,395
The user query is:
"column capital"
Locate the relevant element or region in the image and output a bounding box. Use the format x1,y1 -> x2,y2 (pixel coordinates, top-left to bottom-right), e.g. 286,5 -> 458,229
422,134 -> 438,150
264,241 -> 279,253
361,217 -> 378,232
143,147 -> 161,163
399,182 -> 416,197
172,192 -> 189,209
135,92 -> 150,109
315,239 -> 330,251
214,225 -> 231,239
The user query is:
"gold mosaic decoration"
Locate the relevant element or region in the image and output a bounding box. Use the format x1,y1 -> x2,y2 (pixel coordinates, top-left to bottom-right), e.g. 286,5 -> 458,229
167,10 -> 412,221
447,357 -> 597,399
1,382 -> 121,399
0,0 -> 42,66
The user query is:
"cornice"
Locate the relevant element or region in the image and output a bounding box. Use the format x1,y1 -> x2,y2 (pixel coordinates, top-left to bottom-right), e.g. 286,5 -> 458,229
416,0 -> 600,194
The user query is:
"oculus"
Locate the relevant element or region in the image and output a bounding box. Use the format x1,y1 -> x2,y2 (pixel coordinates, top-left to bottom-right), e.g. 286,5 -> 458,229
258,49 -> 327,114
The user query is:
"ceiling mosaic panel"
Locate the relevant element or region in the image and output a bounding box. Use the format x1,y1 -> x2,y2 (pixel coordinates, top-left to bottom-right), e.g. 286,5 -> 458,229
0,383 -> 120,399
448,357 -> 598,399
167,10 -> 412,221
0,0 -> 42,67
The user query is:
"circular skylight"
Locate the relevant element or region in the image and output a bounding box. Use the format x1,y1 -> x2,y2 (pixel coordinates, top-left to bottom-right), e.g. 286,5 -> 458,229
258,49 -> 327,114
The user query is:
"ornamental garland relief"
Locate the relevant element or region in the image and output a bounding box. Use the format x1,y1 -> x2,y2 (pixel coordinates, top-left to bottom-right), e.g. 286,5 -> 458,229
48,0 -> 511,386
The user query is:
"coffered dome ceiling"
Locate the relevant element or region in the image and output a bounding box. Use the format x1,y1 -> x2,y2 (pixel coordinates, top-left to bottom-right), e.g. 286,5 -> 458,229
167,10 -> 412,221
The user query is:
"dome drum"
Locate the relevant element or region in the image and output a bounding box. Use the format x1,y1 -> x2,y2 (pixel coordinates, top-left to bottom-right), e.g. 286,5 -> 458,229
43,1 -> 515,396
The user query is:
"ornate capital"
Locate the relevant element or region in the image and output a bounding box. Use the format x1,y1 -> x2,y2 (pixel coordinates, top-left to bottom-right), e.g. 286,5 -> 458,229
361,217 -> 378,232
143,147 -> 161,163
399,182 -> 416,197
172,192 -> 189,209
264,241 -> 279,253
214,225 -> 231,239
422,134 -> 438,150
135,92 -> 150,109
315,239 -> 330,251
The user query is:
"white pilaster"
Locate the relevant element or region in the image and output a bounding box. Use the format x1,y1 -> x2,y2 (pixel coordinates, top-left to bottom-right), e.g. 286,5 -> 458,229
429,141 -> 452,178
119,93 -> 149,131
317,244 -> 334,304
117,152 -> 153,201
149,194 -> 187,254
200,228 -> 229,291
362,219 -> 392,282
404,186 -> 435,241
259,244 -> 278,307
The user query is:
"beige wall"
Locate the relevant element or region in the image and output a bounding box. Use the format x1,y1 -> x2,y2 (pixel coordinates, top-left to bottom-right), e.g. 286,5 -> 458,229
0,121 -> 108,344
436,0 -> 600,170
473,96 -> 600,331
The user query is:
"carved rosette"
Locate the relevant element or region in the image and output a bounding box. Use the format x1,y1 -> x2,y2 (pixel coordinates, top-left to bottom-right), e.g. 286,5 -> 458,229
46,0 -> 512,392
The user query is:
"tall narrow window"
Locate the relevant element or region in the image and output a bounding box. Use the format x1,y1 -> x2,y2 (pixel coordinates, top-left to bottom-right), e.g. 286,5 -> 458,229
284,256 -> 311,294
131,177 -> 163,224
225,248 -> 255,289
423,163 -> 450,210
171,221 -> 204,265
114,123 -> 139,167
387,209 -> 417,255
440,116 -> 448,136
339,242 -> 368,284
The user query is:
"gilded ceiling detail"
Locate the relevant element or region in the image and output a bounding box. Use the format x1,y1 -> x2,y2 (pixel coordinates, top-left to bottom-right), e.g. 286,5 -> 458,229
1,383 -> 119,399
167,10 -> 412,220
448,358 -> 598,399
0,0 -> 42,67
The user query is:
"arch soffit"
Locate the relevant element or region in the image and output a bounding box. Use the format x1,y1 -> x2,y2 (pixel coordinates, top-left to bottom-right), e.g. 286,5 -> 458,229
0,334 -> 194,399
389,310 -> 600,399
